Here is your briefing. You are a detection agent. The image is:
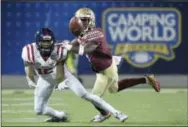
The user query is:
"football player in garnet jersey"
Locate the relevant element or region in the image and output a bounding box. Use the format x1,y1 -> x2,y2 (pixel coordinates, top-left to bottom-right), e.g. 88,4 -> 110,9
22,28 -> 128,123
62,8 -> 161,122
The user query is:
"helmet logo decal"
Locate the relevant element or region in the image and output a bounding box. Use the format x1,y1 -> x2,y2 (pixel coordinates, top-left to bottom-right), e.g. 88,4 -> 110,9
42,35 -> 52,40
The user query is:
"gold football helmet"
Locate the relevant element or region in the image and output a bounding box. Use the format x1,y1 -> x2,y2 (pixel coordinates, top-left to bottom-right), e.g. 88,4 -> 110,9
75,8 -> 96,30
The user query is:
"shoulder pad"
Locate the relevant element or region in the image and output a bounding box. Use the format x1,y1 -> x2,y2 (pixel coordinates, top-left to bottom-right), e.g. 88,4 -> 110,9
86,28 -> 104,41
55,45 -> 68,61
21,44 -> 35,63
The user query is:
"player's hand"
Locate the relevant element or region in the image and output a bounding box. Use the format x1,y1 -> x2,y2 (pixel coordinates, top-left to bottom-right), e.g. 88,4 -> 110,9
28,82 -> 37,88
61,43 -> 73,51
58,40 -> 70,45
55,79 -> 69,91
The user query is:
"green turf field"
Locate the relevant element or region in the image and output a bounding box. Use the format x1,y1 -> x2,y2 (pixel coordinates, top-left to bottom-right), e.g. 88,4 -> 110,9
2,89 -> 188,126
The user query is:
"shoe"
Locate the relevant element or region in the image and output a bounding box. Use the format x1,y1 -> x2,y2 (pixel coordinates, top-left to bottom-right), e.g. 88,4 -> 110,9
45,116 -> 61,122
90,112 -> 111,122
61,115 -> 69,122
114,112 -> 128,122
45,115 -> 69,122
145,75 -> 160,92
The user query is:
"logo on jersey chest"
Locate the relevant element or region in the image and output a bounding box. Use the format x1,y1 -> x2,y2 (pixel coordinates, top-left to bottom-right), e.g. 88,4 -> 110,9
35,58 -> 56,68
102,7 -> 182,68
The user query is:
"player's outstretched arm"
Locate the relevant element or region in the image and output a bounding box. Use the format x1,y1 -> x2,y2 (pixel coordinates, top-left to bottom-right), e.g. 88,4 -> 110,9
63,39 -> 99,55
56,60 -> 65,85
69,38 -> 79,46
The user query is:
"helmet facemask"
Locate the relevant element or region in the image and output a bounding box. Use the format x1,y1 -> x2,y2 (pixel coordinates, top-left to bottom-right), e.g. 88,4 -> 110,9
35,28 -> 56,58
38,35 -> 54,57
75,8 -> 96,31
80,17 -> 90,30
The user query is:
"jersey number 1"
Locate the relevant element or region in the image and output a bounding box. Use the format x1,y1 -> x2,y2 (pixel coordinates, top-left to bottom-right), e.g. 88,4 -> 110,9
37,68 -> 53,74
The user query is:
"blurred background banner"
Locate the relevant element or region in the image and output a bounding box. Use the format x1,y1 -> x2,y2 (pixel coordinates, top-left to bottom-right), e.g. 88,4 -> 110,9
2,1 -> 188,75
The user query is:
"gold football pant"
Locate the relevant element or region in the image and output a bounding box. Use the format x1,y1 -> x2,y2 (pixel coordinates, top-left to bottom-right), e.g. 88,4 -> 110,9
92,59 -> 119,97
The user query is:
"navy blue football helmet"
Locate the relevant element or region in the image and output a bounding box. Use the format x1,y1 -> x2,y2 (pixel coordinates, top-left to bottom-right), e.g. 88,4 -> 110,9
35,28 -> 56,57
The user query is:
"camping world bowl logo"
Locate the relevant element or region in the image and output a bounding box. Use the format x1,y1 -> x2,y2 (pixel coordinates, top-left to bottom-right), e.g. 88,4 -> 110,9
102,8 -> 182,68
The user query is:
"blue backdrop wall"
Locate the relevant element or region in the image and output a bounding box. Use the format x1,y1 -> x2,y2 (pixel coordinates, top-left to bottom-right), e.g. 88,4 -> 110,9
2,1 -> 188,75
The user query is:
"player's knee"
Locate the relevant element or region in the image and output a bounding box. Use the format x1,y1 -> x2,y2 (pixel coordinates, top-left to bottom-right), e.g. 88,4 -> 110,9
34,107 -> 43,115
108,88 -> 118,93
81,91 -> 97,102
80,91 -> 89,99
35,110 -> 43,115
108,83 -> 118,93
82,92 -> 98,103
108,88 -> 117,93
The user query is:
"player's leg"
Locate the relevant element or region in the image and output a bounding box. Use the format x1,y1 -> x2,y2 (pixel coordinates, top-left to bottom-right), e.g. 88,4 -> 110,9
77,68 -> 127,122
106,59 -> 160,93
90,74 -> 112,122
90,58 -> 148,120
92,73 -> 109,97
90,61 -> 123,122
91,64 -> 119,116
113,75 -> 160,92
64,65 -> 127,122
34,77 -> 67,122
90,75 -> 128,122
91,73 -> 112,117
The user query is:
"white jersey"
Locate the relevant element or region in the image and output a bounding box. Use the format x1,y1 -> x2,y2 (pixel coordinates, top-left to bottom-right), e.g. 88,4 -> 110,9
21,43 -> 67,76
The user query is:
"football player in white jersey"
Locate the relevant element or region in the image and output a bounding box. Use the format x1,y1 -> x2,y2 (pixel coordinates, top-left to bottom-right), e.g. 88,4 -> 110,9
21,28 -> 128,122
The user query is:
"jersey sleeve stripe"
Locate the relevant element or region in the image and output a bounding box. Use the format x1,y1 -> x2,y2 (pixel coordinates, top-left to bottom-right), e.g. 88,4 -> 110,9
87,30 -> 104,41
30,44 -> 35,63
26,45 -> 31,62
60,47 -> 64,60
58,46 -> 63,60
57,45 -> 61,54
87,34 -> 104,41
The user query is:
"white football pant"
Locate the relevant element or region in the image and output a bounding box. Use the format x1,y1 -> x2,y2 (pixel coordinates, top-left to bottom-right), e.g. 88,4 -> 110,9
64,65 -> 121,116
34,65 -> 121,118
34,74 -> 65,118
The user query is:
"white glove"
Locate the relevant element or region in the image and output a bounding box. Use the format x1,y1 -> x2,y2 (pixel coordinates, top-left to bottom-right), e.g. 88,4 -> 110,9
61,43 -> 73,51
63,40 -> 70,44
28,82 -> 37,88
59,40 -> 73,51
26,76 -> 36,88
55,79 -> 69,91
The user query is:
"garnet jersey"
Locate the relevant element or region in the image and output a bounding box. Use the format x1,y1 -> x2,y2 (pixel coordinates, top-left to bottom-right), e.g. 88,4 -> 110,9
80,27 -> 112,72
21,43 -> 67,76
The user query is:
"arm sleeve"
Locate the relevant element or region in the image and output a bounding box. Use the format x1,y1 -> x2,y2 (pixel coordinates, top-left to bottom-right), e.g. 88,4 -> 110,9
58,47 -> 68,62
86,29 -> 105,45
22,46 -> 36,87
21,46 -> 32,63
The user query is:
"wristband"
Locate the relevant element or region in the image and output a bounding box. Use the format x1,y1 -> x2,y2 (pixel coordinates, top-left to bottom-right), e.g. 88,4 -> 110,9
78,45 -> 84,55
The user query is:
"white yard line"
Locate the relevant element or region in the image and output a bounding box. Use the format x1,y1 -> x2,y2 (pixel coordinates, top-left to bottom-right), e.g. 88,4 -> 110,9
2,110 -> 33,113
4,117 -> 43,122
2,89 -> 70,94
2,103 -> 65,107
2,98 -> 64,101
